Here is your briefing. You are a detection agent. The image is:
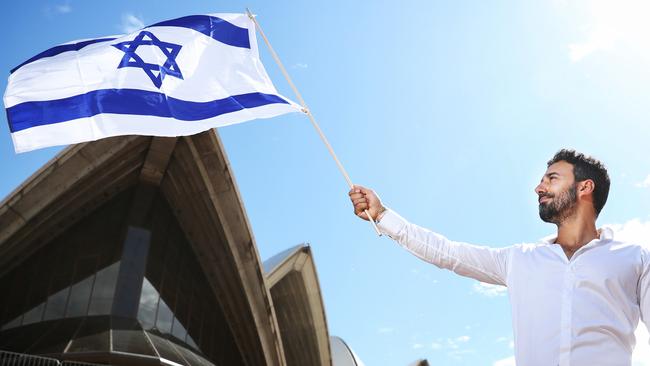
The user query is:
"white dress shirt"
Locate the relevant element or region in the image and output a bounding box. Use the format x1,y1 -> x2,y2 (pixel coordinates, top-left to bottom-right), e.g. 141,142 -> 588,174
377,209 -> 650,366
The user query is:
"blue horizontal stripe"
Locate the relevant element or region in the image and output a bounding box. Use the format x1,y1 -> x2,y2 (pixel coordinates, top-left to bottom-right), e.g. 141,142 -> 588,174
7,89 -> 288,133
11,15 -> 249,73
11,38 -> 117,74
150,15 -> 250,49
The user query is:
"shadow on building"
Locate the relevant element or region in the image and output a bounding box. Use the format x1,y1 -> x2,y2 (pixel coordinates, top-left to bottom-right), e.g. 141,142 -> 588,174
0,131 -> 341,366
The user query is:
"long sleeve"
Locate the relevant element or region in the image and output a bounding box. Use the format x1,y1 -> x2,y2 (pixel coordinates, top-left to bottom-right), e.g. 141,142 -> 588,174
378,209 -> 512,285
639,246 -> 650,344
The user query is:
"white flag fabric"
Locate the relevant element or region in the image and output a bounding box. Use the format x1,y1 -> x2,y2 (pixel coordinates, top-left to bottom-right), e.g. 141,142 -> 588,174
4,13 -> 302,153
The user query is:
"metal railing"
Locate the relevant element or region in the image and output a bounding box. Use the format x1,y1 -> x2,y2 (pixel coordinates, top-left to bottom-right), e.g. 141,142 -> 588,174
0,351 -> 104,366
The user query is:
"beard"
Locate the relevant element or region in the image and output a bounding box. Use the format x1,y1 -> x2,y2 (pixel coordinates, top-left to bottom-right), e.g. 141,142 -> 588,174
538,184 -> 578,224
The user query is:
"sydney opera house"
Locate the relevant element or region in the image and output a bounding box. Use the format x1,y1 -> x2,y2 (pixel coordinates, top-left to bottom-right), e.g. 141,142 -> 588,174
0,131 -> 368,366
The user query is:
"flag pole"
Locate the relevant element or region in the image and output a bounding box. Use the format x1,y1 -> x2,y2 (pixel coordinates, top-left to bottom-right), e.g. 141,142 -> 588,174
246,8 -> 382,236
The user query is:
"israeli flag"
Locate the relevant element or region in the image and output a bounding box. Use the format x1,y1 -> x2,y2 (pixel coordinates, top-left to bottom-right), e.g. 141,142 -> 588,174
4,14 -> 302,153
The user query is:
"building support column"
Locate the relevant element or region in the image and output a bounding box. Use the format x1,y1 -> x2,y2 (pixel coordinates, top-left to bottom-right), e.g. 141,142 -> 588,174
111,137 -> 177,319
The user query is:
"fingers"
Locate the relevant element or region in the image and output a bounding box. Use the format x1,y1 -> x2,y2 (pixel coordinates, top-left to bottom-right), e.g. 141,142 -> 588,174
349,185 -> 373,199
353,199 -> 369,212
350,184 -> 371,195
348,185 -> 364,197
351,197 -> 369,217
349,188 -> 369,210
349,184 -> 379,222
356,185 -> 375,196
349,191 -> 364,200
352,197 -> 367,205
348,188 -> 366,206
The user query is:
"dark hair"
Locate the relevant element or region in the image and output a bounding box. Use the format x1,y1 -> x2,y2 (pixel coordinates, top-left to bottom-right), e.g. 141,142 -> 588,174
547,149 -> 610,216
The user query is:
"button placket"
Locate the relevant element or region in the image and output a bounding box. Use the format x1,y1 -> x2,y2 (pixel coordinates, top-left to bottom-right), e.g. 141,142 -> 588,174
559,265 -> 575,366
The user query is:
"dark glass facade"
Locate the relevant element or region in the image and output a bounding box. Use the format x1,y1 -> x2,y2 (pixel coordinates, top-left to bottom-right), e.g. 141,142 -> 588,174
0,188 -> 127,333
0,188 -> 242,365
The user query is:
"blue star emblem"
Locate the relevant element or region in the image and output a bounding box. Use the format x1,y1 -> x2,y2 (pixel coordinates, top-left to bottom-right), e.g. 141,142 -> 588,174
112,31 -> 183,88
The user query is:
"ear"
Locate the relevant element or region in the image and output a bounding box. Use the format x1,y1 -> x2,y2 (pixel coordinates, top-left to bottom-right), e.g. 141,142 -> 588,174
578,179 -> 595,196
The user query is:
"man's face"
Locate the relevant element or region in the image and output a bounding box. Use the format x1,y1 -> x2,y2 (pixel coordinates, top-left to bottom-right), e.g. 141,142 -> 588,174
535,161 -> 578,224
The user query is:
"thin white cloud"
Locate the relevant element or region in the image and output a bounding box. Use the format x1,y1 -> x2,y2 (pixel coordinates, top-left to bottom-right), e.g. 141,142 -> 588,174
608,219 -> 650,245
55,3 -> 72,14
377,327 -> 394,334
43,2 -> 72,17
409,267 -> 439,284
472,282 -> 507,297
456,335 -> 470,342
443,335 -> 471,350
568,26 -> 619,62
429,335 -> 471,351
495,336 -> 515,349
635,175 -> 650,188
412,343 -> 424,349
565,0 -> 650,63
446,340 -> 459,350
493,356 -> 516,366
448,348 -> 476,358
292,63 -> 308,69
120,13 -> 145,34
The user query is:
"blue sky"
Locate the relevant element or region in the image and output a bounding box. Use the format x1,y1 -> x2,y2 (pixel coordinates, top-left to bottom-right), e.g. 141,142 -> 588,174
2,1 -> 650,365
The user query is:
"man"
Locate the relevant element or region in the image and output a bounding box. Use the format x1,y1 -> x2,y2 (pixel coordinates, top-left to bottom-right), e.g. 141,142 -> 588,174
349,149 -> 649,366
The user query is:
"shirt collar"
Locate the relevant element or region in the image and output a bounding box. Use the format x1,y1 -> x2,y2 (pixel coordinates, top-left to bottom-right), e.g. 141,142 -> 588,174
539,226 -> 615,245
540,233 -> 557,245
599,226 -> 615,241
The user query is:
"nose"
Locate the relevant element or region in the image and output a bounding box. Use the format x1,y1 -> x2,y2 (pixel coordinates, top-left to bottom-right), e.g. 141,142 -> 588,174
535,182 -> 546,196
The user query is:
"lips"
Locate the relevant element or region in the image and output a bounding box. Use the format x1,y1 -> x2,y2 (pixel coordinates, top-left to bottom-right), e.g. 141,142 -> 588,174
538,196 -> 552,204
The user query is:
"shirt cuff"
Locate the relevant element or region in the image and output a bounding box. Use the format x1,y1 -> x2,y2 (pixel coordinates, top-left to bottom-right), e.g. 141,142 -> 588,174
377,208 -> 408,238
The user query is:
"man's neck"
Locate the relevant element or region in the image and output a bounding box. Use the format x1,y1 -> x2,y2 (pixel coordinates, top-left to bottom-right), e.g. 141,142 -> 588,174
555,216 -> 599,260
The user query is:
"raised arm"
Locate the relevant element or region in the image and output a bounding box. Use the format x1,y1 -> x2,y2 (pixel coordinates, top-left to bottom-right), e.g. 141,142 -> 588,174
349,185 -> 511,285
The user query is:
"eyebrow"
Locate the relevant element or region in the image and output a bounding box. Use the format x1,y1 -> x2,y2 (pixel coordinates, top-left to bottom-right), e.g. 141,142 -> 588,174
545,172 -> 560,178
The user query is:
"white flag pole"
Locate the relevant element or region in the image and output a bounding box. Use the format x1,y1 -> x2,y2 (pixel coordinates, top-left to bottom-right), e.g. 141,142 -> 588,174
246,9 -> 382,236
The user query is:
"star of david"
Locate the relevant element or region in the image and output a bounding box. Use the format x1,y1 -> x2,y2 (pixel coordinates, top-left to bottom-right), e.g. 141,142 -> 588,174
112,31 -> 183,88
